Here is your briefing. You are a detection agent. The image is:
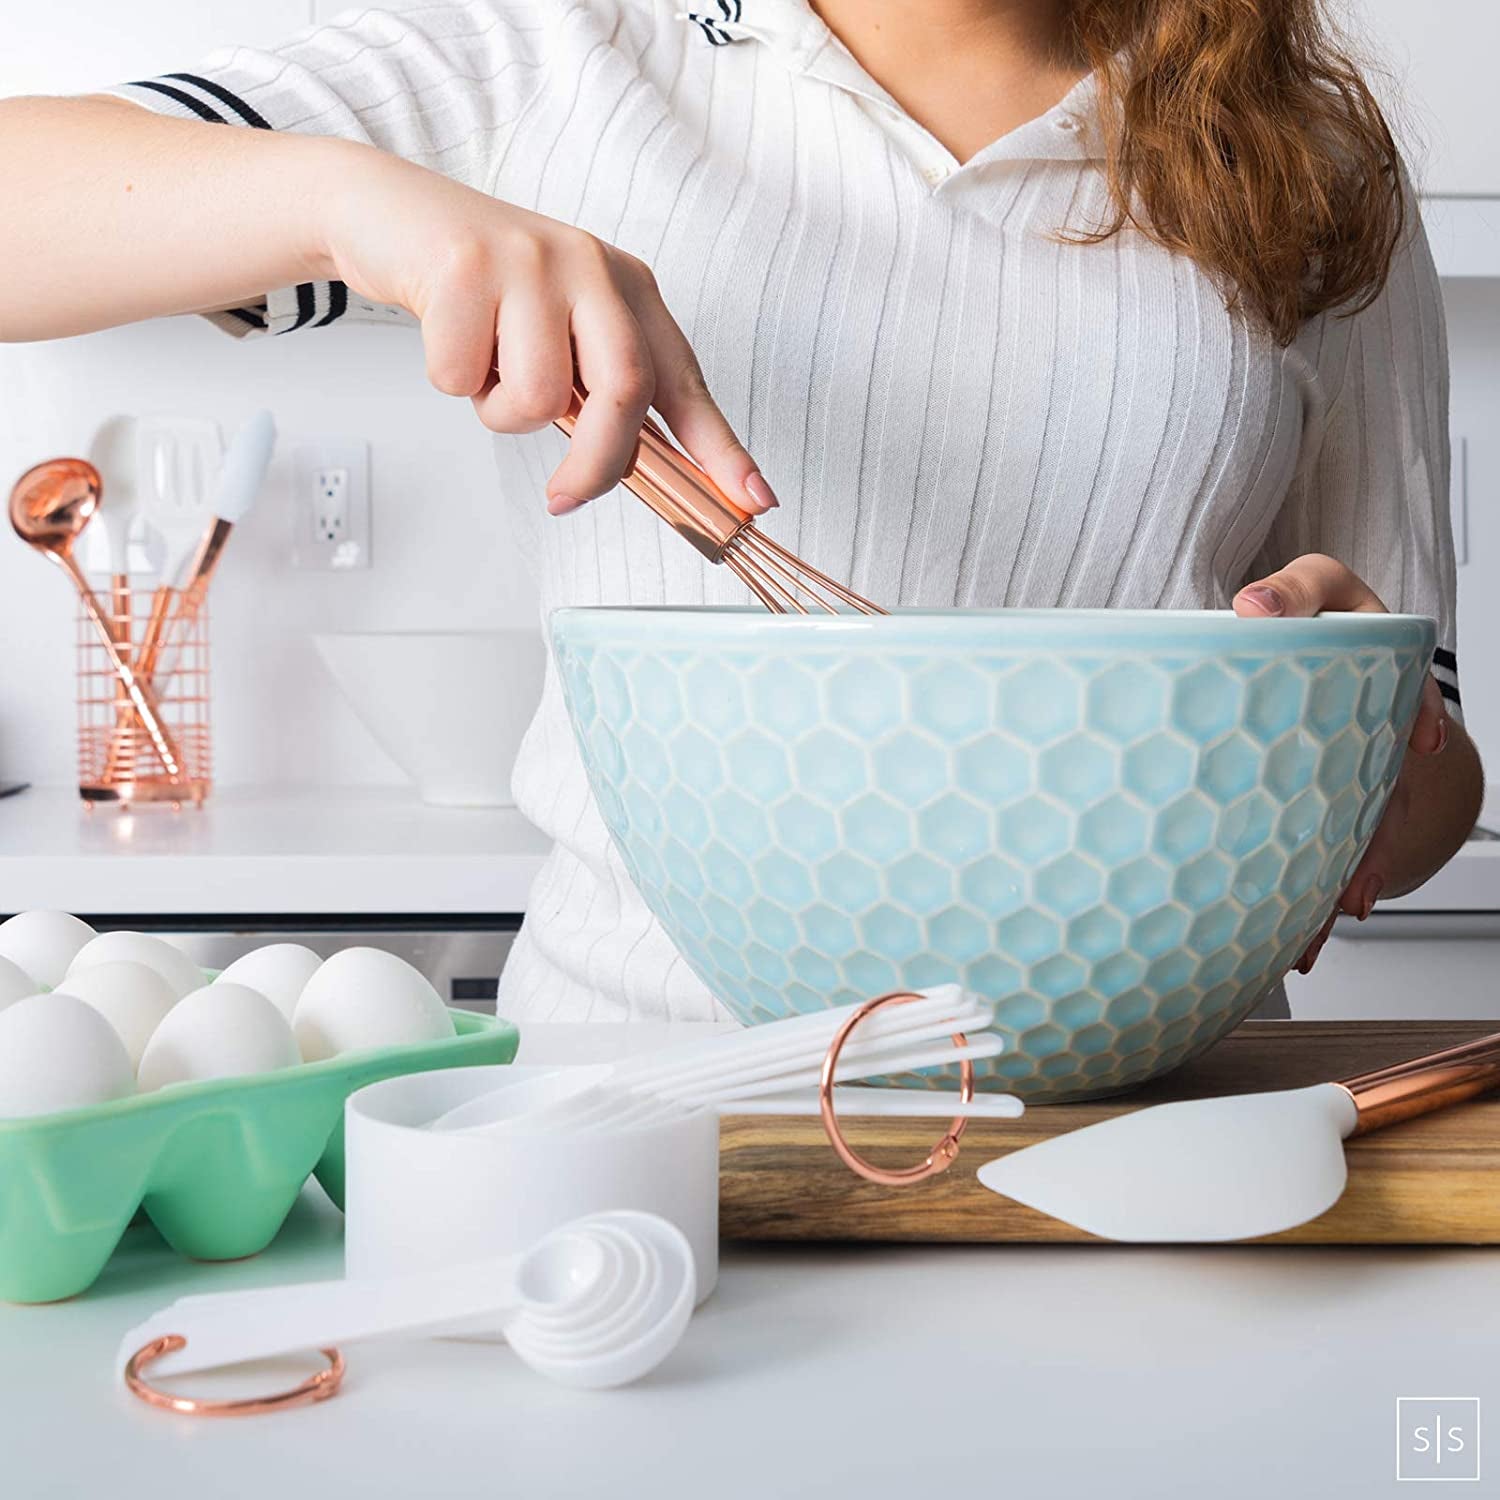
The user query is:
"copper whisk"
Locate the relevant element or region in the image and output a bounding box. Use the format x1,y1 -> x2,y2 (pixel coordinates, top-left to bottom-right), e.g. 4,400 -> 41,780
555,393 -> 886,616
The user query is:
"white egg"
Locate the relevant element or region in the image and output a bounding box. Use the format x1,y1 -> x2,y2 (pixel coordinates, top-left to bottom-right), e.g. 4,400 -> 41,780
0,992 -> 135,1117
0,910 -> 95,989
0,955 -> 37,1013
137,983 -> 300,1092
67,930 -> 204,999
215,944 -> 323,1022
62,960 -> 180,1069
293,947 -> 454,1062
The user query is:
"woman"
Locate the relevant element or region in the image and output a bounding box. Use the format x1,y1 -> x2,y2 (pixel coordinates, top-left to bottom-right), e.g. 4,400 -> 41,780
0,0 -> 1481,1020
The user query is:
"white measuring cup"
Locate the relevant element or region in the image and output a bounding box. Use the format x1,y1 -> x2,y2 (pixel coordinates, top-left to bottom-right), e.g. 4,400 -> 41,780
344,1067 -> 723,1308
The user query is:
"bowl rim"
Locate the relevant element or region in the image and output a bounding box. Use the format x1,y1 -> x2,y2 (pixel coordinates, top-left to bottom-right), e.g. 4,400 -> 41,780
551,606 -> 1436,652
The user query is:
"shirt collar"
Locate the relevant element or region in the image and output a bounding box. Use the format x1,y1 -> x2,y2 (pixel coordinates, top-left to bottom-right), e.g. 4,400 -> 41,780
676,2 -> 1104,164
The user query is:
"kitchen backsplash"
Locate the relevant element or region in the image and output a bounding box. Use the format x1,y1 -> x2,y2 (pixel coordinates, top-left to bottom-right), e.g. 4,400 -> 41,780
0,317 -> 542,788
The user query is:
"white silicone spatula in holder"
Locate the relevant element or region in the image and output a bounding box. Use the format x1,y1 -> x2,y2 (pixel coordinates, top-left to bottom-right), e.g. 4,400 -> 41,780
119,1211 -> 695,1393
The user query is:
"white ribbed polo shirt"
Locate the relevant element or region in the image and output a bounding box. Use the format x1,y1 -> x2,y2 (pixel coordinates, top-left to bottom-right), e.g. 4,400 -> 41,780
113,0 -> 1459,1022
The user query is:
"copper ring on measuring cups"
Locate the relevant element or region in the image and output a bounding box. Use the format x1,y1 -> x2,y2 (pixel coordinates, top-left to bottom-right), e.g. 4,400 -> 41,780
817,990 -> 975,1186
123,1334 -> 345,1417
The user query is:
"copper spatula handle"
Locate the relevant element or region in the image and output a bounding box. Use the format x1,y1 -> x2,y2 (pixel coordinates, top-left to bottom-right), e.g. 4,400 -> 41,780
1338,1030 -> 1500,1135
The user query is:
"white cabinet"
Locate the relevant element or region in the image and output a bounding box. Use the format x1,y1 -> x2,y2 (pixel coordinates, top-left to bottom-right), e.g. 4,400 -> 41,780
0,1 -> 312,99
1288,922 -> 1500,1021
1352,0 -> 1499,196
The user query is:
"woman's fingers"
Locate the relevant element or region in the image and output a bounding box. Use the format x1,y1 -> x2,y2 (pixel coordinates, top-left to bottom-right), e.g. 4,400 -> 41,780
1408,671 -> 1449,757
419,284 -> 500,399
547,293 -> 656,511
620,267 -> 774,515
1293,907 -> 1339,975
1233,553 -> 1387,618
471,286 -> 574,436
420,219 -> 767,518
1330,766 -> 1412,934
1234,552 -> 1450,752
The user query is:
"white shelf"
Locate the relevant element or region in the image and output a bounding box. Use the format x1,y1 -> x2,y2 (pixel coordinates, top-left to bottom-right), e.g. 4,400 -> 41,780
0,786 -> 551,917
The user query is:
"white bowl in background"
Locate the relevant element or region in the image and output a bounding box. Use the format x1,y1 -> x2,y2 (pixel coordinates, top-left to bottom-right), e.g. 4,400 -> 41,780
315,630 -> 545,807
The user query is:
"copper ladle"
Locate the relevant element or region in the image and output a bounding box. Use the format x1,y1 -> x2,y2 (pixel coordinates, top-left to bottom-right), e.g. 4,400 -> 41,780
9,459 -> 183,780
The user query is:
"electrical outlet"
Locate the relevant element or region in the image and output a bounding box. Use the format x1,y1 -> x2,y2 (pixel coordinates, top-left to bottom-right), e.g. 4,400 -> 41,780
314,466 -> 349,544
292,442 -> 371,570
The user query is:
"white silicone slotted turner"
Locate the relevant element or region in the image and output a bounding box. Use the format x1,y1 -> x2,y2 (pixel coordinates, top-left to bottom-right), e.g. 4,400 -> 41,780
137,416 -> 223,584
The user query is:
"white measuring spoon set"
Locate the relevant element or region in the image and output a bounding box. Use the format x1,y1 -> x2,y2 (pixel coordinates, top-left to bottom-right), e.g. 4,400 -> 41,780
120,1211 -> 695,1393
430,985 -> 1018,1136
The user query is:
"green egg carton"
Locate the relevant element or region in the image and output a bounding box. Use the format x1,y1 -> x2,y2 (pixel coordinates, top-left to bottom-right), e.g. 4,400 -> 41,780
0,1009 -> 517,1304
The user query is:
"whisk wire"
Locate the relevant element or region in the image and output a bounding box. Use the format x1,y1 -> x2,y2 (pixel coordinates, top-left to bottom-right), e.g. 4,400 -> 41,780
738,528 -> 885,616
554,388 -> 887,616
724,535 -> 818,614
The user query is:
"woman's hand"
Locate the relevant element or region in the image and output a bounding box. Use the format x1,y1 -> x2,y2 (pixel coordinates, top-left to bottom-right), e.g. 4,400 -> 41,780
320,141 -> 775,517
1233,553 -> 1481,974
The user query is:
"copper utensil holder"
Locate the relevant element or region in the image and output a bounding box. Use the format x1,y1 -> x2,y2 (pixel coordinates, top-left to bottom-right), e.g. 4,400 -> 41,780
77,589 -> 211,807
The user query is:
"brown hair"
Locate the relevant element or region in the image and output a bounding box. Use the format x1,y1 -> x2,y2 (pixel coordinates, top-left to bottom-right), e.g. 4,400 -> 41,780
1067,0 -> 1405,344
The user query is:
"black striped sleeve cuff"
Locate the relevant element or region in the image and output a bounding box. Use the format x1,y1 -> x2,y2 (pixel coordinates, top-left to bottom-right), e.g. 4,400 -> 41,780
106,72 -> 356,339
1431,645 -> 1461,711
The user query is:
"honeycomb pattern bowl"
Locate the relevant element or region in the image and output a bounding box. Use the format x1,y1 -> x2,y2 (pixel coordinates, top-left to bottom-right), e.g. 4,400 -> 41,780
551,608 -> 1434,1101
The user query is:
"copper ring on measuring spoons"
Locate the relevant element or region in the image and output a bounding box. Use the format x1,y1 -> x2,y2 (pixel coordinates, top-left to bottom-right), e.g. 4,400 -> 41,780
123,1334 -> 345,1417
817,990 -> 975,1186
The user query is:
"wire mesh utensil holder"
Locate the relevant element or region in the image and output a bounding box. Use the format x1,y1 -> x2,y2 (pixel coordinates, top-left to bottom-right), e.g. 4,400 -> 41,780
77,589 -> 211,807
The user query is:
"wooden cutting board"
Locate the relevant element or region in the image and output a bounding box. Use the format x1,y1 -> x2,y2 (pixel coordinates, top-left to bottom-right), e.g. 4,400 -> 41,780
719,1021 -> 1500,1245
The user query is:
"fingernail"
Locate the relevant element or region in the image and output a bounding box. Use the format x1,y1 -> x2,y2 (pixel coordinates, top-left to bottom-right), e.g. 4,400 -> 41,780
744,471 -> 779,512
1358,875 -> 1384,921
1239,585 -> 1284,616
548,493 -> 584,516
1435,717 -> 1449,755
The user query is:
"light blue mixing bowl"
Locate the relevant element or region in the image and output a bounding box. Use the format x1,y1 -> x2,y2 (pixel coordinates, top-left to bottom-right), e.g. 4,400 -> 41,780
551,608 -> 1434,1100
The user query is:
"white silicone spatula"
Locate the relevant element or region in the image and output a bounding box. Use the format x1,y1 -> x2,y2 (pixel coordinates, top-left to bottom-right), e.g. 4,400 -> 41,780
977,1030 -> 1500,1242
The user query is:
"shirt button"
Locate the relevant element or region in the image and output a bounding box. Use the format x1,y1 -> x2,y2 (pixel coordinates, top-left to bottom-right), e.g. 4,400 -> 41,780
922,163 -> 950,184
1053,113 -> 1078,132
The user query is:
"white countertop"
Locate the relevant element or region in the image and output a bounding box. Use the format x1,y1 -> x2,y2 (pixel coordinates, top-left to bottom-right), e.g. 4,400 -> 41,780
0,786 -> 551,916
3,784 -> 1499,923
3,1186 -> 1496,1498
1,1024 -> 1496,1499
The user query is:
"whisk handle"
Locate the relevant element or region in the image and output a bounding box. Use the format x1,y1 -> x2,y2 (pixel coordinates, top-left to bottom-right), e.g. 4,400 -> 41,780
554,390 -> 753,562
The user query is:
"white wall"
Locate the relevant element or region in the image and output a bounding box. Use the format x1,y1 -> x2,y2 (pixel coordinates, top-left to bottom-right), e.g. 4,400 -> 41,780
0,0 -> 541,789
0,0 -> 1496,795
1352,0 -> 1500,195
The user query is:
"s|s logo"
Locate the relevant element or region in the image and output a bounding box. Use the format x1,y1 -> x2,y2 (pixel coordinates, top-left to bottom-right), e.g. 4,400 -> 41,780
1398,1397 -> 1481,1482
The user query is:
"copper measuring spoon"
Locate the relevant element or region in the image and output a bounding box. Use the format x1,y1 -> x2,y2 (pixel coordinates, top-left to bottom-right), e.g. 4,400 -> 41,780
9,458 -> 183,780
